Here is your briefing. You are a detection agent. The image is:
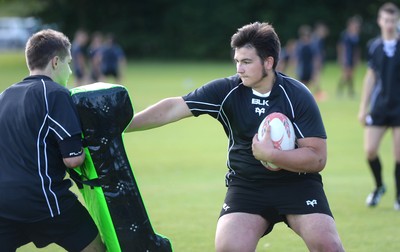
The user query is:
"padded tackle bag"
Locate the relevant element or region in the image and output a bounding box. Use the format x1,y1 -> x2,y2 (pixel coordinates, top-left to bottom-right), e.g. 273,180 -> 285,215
70,83 -> 172,252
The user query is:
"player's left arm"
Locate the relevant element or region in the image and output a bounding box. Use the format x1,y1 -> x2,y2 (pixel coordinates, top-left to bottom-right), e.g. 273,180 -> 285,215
58,134 -> 86,168
252,128 -> 326,173
63,151 -> 85,168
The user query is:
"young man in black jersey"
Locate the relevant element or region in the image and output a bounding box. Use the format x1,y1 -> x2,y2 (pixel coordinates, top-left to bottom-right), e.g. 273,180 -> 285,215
126,22 -> 344,251
358,2 -> 400,210
0,29 -> 104,251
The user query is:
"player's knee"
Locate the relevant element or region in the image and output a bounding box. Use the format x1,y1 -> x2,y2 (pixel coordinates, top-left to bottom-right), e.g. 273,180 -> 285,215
310,237 -> 344,252
215,244 -> 253,252
323,240 -> 344,252
215,238 -> 256,252
365,147 -> 378,160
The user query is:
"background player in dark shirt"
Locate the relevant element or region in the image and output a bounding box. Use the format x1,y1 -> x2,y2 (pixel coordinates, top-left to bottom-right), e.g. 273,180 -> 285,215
337,15 -> 362,98
294,25 -> 317,88
99,33 -> 126,84
358,3 -> 400,210
126,22 -> 344,251
0,29 -> 104,251
71,29 -> 89,86
312,22 -> 329,101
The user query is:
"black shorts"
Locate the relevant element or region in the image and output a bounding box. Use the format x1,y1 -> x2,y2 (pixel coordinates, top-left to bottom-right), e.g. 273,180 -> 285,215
0,200 -> 99,252
366,112 -> 400,127
219,178 -> 333,235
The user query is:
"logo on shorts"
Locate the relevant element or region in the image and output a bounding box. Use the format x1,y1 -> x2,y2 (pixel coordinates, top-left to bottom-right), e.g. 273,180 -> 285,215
222,203 -> 230,211
306,199 -> 318,207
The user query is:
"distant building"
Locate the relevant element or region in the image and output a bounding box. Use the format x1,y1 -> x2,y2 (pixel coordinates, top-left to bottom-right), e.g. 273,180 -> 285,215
0,17 -> 42,50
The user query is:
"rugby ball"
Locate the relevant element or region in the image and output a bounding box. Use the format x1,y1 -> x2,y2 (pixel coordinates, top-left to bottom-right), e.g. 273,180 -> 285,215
257,112 -> 296,170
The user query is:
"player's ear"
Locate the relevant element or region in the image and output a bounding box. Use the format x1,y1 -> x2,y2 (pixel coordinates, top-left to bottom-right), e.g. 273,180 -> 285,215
51,56 -> 59,69
264,56 -> 274,70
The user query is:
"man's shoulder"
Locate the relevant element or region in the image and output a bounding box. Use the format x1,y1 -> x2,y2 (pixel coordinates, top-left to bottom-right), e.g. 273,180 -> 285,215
211,74 -> 241,85
9,76 -> 64,94
277,73 -> 314,99
278,73 -> 308,90
203,74 -> 242,90
368,37 -> 383,54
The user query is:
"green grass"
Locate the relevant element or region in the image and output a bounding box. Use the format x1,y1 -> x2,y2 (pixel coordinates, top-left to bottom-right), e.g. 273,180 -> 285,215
1,51 -> 399,251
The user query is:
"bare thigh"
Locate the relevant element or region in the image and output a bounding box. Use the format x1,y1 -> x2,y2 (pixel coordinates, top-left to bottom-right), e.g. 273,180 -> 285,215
287,213 -> 344,252
215,212 -> 268,252
392,127 -> 400,162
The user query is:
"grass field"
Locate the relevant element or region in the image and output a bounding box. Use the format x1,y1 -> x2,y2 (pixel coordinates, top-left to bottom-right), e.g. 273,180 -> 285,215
1,51 -> 399,251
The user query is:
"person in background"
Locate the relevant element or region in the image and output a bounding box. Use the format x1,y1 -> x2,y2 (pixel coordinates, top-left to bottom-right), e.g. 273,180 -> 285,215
0,29 -> 104,251
312,22 -> 329,101
358,2 -> 400,210
276,38 -> 296,74
71,29 -> 89,86
337,15 -> 362,98
294,25 -> 317,88
99,33 -> 126,84
88,31 -> 104,82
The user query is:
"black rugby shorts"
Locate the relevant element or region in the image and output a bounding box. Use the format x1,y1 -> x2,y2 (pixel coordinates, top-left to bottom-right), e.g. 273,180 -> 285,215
219,178 -> 333,235
0,200 -> 99,252
366,112 -> 400,127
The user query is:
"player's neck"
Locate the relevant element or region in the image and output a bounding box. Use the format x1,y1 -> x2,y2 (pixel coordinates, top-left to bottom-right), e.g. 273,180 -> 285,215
253,72 -> 276,94
382,31 -> 398,41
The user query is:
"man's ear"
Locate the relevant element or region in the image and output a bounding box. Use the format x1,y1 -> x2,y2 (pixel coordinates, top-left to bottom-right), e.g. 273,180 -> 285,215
51,56 -> 59,69
264,56 -> 274,70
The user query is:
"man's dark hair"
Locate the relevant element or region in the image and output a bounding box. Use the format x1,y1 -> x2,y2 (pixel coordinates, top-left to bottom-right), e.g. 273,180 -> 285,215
379,2 -> 399,16
25,29 -> 71,71
231,22 -> 281,69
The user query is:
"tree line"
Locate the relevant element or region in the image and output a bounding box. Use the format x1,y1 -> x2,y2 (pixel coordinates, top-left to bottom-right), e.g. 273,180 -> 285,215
3,0 -> 391,60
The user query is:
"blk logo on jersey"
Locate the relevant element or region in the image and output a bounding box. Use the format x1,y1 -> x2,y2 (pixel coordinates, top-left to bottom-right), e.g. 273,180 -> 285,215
255,107 -> 265,116
252,98 -> 268,116
252,98 -> 269,106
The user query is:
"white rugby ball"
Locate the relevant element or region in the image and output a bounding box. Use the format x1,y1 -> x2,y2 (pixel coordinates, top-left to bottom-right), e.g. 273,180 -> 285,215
257,112 -> 296,171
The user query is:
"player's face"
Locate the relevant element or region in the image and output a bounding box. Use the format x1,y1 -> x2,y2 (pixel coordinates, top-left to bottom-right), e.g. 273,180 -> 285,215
378,11 -> 399,35
234,47 -> 270,90
53,52 -> 72,86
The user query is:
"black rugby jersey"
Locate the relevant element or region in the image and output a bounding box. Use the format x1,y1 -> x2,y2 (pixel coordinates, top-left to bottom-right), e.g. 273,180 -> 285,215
0,75 -> 82,221
368,38 -> 400,116
183,73 -> 326,186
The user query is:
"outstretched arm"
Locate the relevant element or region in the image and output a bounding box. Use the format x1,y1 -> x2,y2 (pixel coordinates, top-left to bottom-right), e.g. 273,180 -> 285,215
126,97 -> 192,132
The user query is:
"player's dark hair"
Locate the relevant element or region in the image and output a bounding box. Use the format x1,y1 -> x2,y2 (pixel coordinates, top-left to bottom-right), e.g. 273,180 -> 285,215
25,29 -> 71,71
379,2 -> 399,16
347,15 -> 362,26
231,22 -> 281,69
298,25 -> 312,37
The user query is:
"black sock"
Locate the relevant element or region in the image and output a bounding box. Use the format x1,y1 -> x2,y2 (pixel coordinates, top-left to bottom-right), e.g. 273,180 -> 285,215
369,157 -> 382,188
395,163 -> 400,199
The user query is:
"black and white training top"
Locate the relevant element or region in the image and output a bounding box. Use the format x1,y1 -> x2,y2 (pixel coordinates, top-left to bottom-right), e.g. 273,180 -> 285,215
367,37 -> 400,116
183,72 -> 326,187
0,75 -> 83,221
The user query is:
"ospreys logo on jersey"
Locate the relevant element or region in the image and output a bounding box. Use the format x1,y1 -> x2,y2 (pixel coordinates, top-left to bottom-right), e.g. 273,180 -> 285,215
255,107 -> 265,116
252,98 -> 269,116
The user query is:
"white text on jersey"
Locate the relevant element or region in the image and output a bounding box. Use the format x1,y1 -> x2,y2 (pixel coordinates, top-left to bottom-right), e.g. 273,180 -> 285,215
252,98 -> 269,106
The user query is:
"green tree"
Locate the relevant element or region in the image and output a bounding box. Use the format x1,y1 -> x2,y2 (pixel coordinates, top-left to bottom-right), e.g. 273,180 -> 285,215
0,0 -> 389,60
